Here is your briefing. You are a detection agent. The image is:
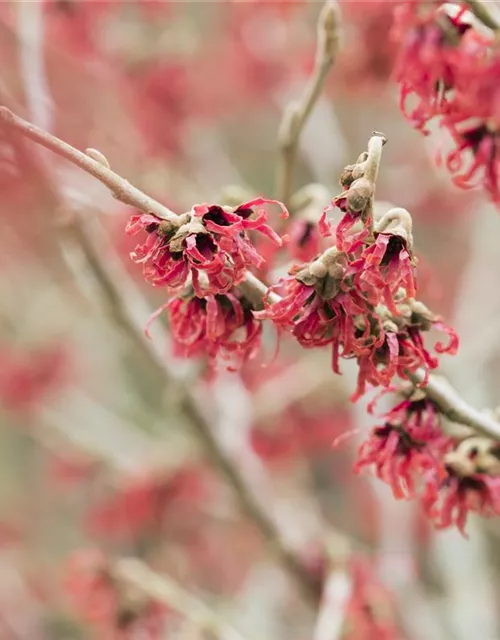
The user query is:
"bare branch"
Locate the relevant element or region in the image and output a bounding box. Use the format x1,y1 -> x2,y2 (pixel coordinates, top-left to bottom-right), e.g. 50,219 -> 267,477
0,106 -> 178,222
115,558 -> 249,640
463,0 -> 500,31
313,536 -> 352,640
409,369 -> 500,441
276,1 -> 341,205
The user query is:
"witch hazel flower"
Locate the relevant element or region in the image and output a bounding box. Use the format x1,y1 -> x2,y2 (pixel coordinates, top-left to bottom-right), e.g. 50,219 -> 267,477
126,197 -> 288,296
443,52 -> 500,204
343,292 -> 458,401
255,248 -> 357,356
348,207 -> 417,315
148,287 -> 262,371
392,2 -> 486,132
422,435 -> 500,535
354,388 -> 451,499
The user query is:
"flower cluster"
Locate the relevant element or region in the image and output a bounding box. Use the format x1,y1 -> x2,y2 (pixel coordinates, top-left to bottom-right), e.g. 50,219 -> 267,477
64,549 -> 167,640
422,435 -> 500,535
127,198 -> 287,370
257,143 -> 458,399
354,388 -> 451,499
392,1 -> 500,203
150,289 -> 262,371
356,390 -> 500,535
127,198 -> 287,296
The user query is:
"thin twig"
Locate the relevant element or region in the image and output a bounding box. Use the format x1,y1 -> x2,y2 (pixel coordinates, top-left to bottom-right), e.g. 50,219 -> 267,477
313,536 -> 352,640
276,1 -> 341,205
463,0 -> 500,31
0,106 -> 178,221
115,558 -> 248,640
363,132 -> 386,237
180,393 -> 321,605
409,369 -> 500,441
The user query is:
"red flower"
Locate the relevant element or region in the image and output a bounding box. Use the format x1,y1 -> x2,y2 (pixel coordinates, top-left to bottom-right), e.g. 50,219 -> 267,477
355,391 -> 450,499
126,198 -> 287,296
392,2 -> 482,132
349,231 -> 416,316
348,297 -> 457,401
443,54 -> 500,204
422,472 -> 500,535
257,253 -> 457,399
422,437 -> 500,535
151,290 -> 262,371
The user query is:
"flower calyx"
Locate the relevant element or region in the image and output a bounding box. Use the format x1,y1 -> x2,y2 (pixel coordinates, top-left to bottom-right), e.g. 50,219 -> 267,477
295,248 -> 347,299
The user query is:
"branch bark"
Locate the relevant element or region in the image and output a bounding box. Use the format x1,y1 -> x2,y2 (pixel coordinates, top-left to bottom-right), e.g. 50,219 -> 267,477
276,1 -> 341,205
0,106 -> 178,221
408,369 -> 500,441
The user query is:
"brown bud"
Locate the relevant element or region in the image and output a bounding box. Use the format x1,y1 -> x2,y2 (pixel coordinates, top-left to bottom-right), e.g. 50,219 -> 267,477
317,1 -> 342,64
346,177 -> 373,213
445,437 -> 500,477
375,207 -> 414,258
86,148 -> 110,168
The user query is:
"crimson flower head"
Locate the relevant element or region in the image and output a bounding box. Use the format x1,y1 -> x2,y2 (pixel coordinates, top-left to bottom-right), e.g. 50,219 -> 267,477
255,249 -> 357,360
126,197 -> 287,296
422,436 -> 500,535
149,289 -> 262,371
392,2 -> 483,132
444,52 -> 500,204
349,207 -> 416,315
350,297 -> 458,401
355,389 -> 450,499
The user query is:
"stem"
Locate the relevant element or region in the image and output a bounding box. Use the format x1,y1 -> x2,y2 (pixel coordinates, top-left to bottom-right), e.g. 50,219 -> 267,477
180,393 -> 322,605
0,106 -> 178,222
115,558 -> 248,640
463,0 -> 500,31
238,271 -> 281,309
276,1 -> 341,205
313,536 -> 352,640
363,132 -> 386,237
408,369 -> 500,441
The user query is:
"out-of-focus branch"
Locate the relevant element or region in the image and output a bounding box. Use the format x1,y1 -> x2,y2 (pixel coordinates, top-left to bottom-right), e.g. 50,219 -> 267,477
463,0 -> 500,31
276,1 -> 341,205
313,537 -> 352,640
1,113 -> 320,604
0,106 -> 178,221
115,558 -> 249,640
409,369 -> 500,441
70,221 -> 320,604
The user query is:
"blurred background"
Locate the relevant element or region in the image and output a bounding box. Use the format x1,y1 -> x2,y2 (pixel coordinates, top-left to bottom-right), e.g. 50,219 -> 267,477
1,1 -> 500,639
